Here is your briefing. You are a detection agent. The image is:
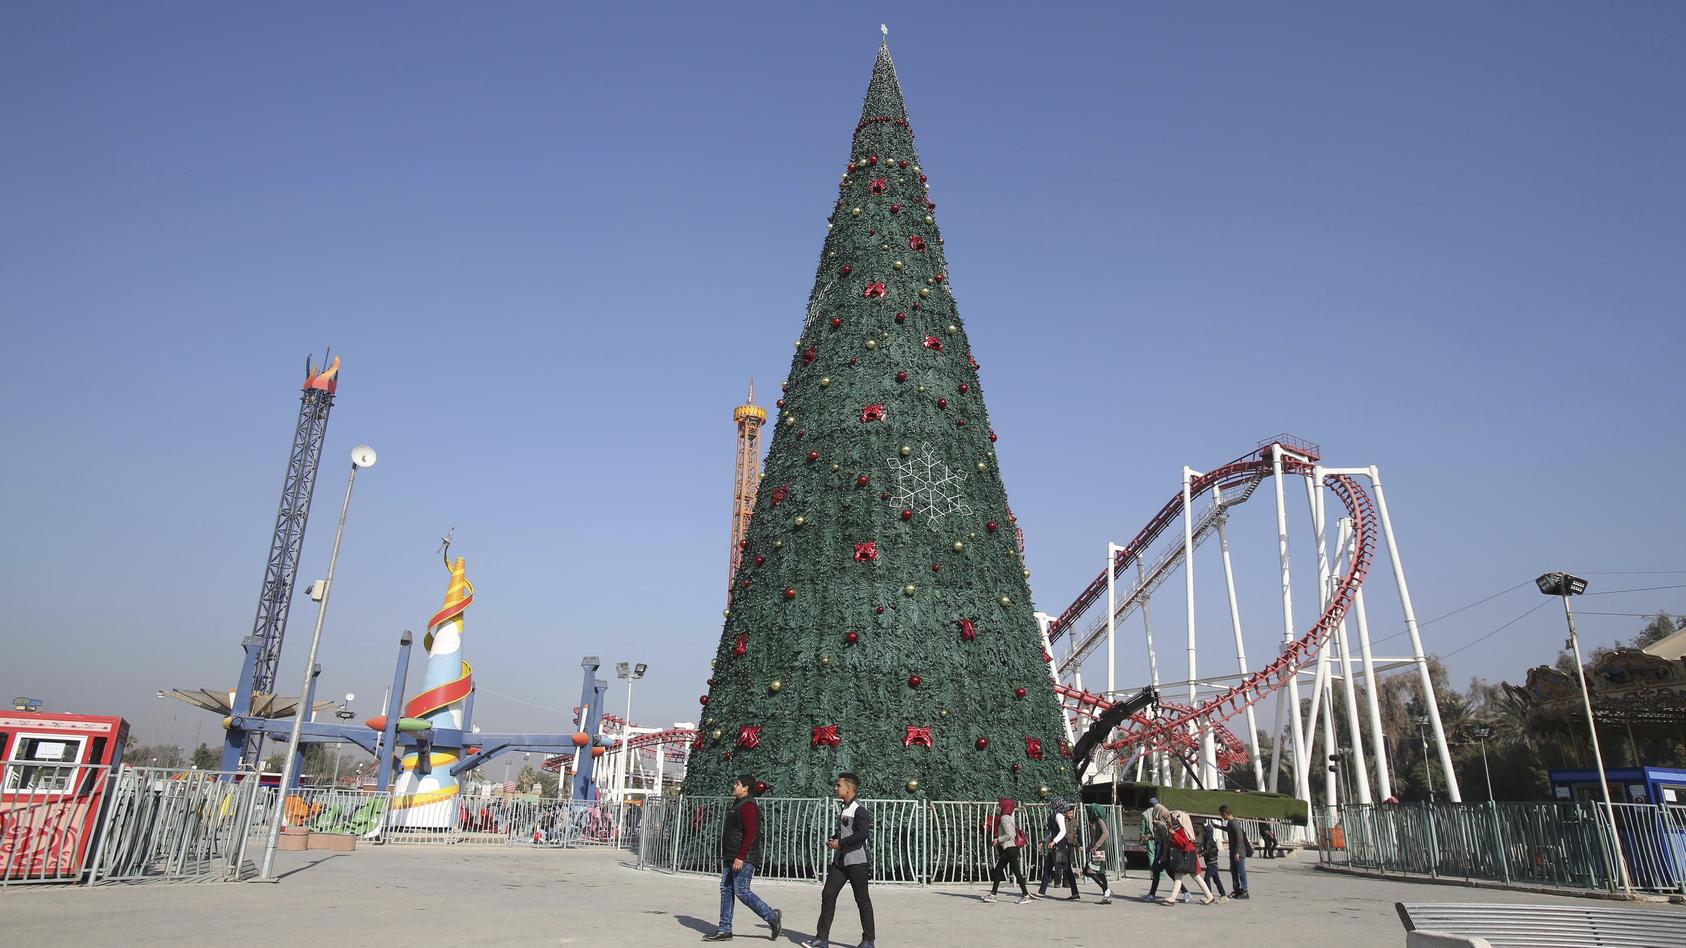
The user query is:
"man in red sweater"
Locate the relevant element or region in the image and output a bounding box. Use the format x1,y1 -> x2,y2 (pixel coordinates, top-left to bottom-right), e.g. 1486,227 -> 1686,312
704,774 -> 782,942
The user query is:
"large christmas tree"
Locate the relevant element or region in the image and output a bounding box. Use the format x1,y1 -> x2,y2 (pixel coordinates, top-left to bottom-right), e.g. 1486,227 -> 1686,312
684,39 -> 1077,803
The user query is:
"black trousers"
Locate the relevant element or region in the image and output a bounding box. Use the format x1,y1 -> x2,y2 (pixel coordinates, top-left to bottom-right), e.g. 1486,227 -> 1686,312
990,845 -> 1027,894
1038,847 -> 1079,896
816,862 -> 874,941
1081,864 -> 1109,893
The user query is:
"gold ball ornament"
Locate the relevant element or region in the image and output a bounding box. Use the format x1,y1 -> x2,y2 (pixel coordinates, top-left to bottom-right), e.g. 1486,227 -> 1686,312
924,215 -> 934,224
918,288 -> 930,298
916,384 -> 927,393
793,516 -> 806,528
881,243 -> 890,251
851,207 -> 863,217
907,779 -> 920,792
999,596 -> 1012,608
830,463 -> 841,472
939,708 -> 950,719
826,223 -> 833,231
953,541 -> 965,552
865,339 -> 877,350
820,655 -> 831,666
969,532 -> 978,540
828,250 -> 837,257
977,462 -> 987,472
773,539 -> 784,549
711,729 -> 723,741
893,260 -> 904,271
769,680 -> 783,693
1038,785 -> 1051,798
900,445 -> 912,456
947,324 -> 959,335
820,376 -> 832,387
904,584 -> 917,596
1023,569 -> 1032,578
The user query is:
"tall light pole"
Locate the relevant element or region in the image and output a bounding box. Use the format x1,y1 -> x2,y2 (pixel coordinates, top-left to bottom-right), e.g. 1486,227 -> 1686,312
332,693 -> 355,787
1536,571 -> 1632,898
257,444 -> 375,883
1472,726 -> 1494,802
615,662 -> 646,840
1415,714 -> 1435,803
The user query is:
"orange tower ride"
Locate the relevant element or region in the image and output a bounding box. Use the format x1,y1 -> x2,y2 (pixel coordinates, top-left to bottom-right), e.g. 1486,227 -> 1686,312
728,381 -> 766,597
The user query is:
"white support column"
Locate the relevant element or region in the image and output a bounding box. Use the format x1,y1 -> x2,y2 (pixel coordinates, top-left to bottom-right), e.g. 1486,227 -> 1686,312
1354,580 -> 1393,800
1332,518 -> 1373,804
1138,559 -> 1164,785
1368,466 -> 1461,802
1270,445 -> 1308,804
1182,467 -> 1216,786
1302,468 -> 1339,817
1036,613 -> 1078,749
1215,484 -> 1265,789
1107,543 -> 1120,699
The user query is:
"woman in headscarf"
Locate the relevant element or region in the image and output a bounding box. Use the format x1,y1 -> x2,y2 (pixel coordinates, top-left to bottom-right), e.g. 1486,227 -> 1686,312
1079,803 -> 1115,904
1161,809 -> 1217,906
981,797 -> 1031,903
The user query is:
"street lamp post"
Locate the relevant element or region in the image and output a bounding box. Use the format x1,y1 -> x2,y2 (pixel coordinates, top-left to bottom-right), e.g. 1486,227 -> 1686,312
1415,715 -> 1435,803
331,693 -> 355,787
1536,571 -> 1632,898
1472,726 -> 1495,802
257,444 -> 376,883
614,662 -> 647,840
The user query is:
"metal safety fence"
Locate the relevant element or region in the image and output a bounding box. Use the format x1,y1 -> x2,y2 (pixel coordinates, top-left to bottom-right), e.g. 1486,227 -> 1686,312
2,762 -> 118,885
1317,800 -> 1686,895
88,767 -> 262,884
639,797 -> 1139,887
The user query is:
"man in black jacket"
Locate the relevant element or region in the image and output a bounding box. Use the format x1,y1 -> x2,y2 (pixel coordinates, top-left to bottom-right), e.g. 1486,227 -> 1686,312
803,772 -> 875,948
704,775 -> 782,942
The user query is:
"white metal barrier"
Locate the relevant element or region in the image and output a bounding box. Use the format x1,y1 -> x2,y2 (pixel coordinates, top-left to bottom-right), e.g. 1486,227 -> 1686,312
1,762 -> 117,885
87,767 -> 262,884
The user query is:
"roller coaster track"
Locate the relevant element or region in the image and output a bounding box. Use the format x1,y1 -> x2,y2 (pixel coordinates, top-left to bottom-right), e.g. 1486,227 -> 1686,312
1047,441 -> 1378,767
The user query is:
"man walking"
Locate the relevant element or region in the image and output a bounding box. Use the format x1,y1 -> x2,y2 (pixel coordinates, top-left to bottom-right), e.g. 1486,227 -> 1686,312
1032,799 -> 1080,900
1215,804 -> 1251,899
704,775 -> 782,942
804,772 -> 875,948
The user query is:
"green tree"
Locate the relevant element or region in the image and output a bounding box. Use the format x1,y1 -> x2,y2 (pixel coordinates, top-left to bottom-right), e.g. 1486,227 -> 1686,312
191,743 -> 219,770
682,41 -> 1075,803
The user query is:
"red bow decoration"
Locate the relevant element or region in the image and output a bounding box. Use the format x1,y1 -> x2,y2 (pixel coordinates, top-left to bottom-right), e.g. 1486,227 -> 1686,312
869,177 -> 887,194
691,734 -> 705,750
903,726 -> 933,749
733,633 -> 748,657
737,725 -> 762,750
770,485 -> 788,507
968,354 -> 979,370
923,335 -> 943,352
862,282 -> 887,299
802,346 -> 817,364
812,724 -> 841,748
1025,737 -> 1044,761
958,618 -> 977,641
860,403 -> 886,422
908,235 -> 927,253
853,541 -> 879,562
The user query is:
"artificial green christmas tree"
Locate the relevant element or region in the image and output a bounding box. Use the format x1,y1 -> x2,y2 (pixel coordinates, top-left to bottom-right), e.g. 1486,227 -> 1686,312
684,39 -> 1078,803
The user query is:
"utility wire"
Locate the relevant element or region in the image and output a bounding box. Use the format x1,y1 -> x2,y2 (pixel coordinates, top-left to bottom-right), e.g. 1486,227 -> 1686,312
1439,600 -> 1552,660
1581,583 -> 1686,596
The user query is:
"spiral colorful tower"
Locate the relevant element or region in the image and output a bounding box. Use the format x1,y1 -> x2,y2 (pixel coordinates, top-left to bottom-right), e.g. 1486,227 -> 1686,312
388,556 -> 475,829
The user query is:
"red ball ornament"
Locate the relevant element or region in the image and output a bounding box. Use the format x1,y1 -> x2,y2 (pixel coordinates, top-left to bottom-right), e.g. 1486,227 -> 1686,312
1012,763 -> 1022,773
845,630 -> 859,644
934,273 -> 946,283
740,538 -> 750,549
856,474 -> 869,487
959,383 -> 970,394
931,563 -> 941,573
1014,687 -> 1028,699
986,521 -> 999,533
847,357 -> 857,366
895,312 -> 906,323
989,430 -> 998,443
807,451 -> 820,462
754,780 -> 769,795
955,418 -> 967,427
919,173 -> 928,183
879,490 -> 890,500
868,155 -> 879,166
975,737 -> 989,750
831,317 -> 842,328
775,399 -> 784,409
896,371 -> 908,382
901,509 -> 913,521
753,555 -> 765,567
784,587 -> 797,600
898,159 -> 909,169
908,674 -> 921,688
937,397 -> 948,409
874,606 -> 886,615
889,203 -> 902,214
840,264 -> 852,276
699,695 -> 709,706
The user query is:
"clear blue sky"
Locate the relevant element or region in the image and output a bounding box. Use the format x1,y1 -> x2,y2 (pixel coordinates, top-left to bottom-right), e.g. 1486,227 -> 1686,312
3,3 -> 1682,755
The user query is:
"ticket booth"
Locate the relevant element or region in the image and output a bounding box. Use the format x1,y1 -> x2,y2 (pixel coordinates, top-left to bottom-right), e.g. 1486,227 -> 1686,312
0,711 -> 129,880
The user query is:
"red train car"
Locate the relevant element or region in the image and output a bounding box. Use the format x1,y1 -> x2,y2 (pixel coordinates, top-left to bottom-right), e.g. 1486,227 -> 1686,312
0,711 -> 129,881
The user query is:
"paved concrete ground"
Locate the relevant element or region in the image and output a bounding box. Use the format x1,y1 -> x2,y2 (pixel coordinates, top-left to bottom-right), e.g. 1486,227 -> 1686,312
2,847 -> 1681,947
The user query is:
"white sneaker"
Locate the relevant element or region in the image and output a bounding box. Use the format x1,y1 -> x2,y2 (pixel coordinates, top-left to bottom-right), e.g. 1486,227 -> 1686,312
1016,895 -> 1033,904
979,894 -> 995,903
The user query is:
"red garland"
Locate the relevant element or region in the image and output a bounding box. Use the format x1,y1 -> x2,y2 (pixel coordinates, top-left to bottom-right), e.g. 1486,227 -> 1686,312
862,282 -> 887,299
733,633 -> 748,657
1025,737 -> 1044,760
908,235 -> 927,253
958,618 -> 977,641
770,485 -> 788,507
903,725 -> 933,749
737,725 -> 762,750
853,541 -> 879,562
860,403 -> 886,422
812,724 -> 841,748
922,335 -> 943,352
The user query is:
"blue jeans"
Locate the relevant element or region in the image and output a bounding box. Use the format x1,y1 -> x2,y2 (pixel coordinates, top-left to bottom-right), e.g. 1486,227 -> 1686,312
718,860 -> 775,934
1230,854 -> 1249,894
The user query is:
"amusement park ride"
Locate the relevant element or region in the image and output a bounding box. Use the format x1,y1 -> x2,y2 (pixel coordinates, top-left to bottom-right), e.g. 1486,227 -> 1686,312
170,357 -> 1458,833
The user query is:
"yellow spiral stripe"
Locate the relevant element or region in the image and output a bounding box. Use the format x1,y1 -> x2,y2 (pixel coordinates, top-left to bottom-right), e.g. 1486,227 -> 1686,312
390,785 -> 460,811
400,752 -> 460,769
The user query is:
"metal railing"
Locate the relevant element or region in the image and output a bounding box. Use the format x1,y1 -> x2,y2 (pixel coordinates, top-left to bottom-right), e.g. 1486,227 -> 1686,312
87,767 -> 262,884
249,785 -> 391,840
1317,799 -> 1686,895
2,762 -> 118,885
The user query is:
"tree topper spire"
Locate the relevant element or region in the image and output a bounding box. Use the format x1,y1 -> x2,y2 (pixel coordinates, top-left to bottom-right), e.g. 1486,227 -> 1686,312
881,23 -> 888,47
